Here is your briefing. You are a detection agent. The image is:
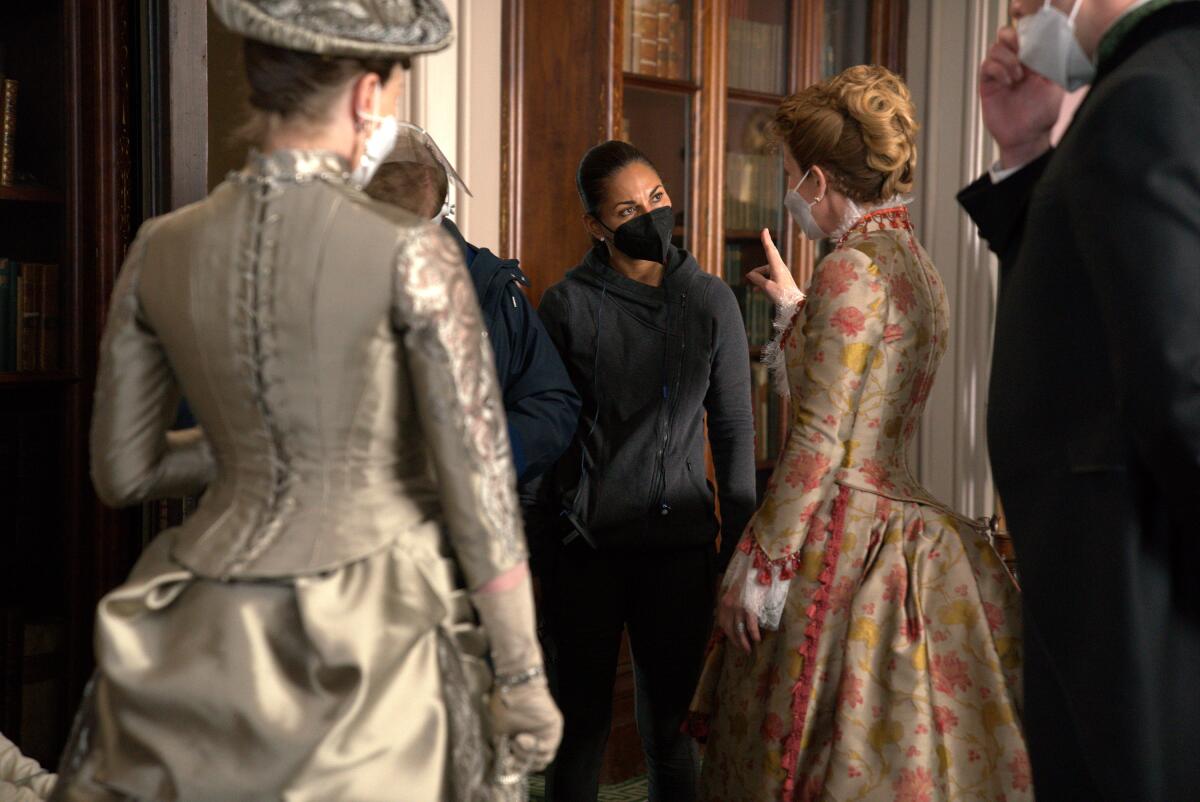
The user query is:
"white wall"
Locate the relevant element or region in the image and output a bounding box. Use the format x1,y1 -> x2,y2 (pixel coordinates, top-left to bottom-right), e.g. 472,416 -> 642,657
405,0 -> 504,249
905,0 -> 1007,518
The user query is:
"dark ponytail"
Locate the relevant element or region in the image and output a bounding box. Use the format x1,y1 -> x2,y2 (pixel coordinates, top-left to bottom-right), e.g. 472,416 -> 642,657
575,140 -> 658,214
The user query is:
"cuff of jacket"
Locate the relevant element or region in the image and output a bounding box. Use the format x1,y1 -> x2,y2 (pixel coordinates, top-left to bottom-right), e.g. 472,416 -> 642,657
957,149 -> 1053,257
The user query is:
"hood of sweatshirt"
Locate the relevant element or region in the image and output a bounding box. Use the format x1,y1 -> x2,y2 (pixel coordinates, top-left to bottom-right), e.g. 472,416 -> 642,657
563,242 -> 700,322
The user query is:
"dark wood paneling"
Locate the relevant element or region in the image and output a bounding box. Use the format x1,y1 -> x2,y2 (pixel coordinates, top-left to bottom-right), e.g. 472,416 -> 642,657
502,0 -> 616,303
870,0 -> 908,76
66,0 -> 140,713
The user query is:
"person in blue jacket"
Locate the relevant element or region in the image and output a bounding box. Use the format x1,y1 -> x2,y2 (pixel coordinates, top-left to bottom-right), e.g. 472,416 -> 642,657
364,124 -> 580,485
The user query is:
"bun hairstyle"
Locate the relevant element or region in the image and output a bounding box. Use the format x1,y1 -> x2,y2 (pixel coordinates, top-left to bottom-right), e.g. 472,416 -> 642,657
576,139 -> 658,214
240,39 -> 410,143
771,65 -> 918,203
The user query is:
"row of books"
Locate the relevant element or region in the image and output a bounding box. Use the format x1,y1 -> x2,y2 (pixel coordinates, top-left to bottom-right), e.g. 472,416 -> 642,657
732,283 -> 776,349
728,17 -> 787,95
751,362 -> 784,463
725,151 -> 784,231
624,0 -> 688,81
0,260 -> 61,372
1,71 -> 16,186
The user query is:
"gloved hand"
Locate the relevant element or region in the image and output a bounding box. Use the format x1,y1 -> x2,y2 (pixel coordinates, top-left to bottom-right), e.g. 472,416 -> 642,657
471,568 -> 563,773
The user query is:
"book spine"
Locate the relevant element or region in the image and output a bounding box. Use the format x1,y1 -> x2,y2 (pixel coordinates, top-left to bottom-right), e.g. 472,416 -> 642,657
668,1 -> 684,80
38,263 -> 59,371
15,263 -> 41,371
635,0 -> 659,75
0,78 -> 16,186
624,0 -> 635,72
0,259 -> 12,372
656,0 -> 670,78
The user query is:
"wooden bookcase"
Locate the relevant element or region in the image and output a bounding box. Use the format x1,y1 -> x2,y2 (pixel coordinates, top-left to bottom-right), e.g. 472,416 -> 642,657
0,0 -> 142,767
503,0 -> 905,783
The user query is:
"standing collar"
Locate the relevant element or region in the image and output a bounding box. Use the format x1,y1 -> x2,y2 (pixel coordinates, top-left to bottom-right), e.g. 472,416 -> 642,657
236,149 -> 352,184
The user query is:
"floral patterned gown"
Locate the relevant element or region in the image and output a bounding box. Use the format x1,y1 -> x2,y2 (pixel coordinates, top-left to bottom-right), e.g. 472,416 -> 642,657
688,207 -> 1031,801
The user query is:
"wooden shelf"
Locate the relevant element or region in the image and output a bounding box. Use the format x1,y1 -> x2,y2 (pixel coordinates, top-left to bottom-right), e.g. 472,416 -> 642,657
0,371 -> 77,385
0,185 -> 65,204
728,86 -> 786,106
623,72 -> 701,93
727,228 -> 778,240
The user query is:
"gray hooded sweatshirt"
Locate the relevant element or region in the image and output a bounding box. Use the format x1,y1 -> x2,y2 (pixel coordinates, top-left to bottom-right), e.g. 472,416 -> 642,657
537,243 -> 756,569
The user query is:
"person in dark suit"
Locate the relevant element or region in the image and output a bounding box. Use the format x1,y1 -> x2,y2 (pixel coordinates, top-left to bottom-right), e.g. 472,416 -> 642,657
958,1 -> 1200,798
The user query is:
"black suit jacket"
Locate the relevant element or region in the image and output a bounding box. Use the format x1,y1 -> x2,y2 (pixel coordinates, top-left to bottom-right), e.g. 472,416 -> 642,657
959,4 -> 1200,798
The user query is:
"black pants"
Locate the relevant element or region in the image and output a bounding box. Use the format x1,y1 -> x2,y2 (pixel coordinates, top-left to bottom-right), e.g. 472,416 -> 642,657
541,539 -> 715,802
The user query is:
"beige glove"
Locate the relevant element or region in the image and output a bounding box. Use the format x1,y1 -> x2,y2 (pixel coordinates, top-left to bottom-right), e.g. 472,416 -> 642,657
471,571 -> 563,773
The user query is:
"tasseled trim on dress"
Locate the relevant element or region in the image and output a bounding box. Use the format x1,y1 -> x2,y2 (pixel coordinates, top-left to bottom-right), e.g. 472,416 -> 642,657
781,484 -> 851,800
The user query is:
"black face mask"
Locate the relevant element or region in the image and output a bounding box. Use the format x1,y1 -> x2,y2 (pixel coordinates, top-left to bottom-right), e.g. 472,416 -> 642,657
604,206 -> 674,264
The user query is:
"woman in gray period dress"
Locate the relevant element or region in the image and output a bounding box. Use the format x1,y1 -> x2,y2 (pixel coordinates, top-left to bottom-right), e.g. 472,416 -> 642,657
49,2 -> 561,800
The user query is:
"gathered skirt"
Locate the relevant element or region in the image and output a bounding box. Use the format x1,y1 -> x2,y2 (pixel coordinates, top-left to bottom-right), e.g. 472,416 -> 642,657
49,524 -> 496,802
689,485 -> 1032,801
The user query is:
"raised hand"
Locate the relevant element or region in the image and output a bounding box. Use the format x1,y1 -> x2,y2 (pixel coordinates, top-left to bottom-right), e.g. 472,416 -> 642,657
745,228 -> 803,307
980,26 -> 1064,169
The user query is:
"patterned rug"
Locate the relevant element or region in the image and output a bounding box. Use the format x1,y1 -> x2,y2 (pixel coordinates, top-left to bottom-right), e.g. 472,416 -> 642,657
527,774 -> 648,801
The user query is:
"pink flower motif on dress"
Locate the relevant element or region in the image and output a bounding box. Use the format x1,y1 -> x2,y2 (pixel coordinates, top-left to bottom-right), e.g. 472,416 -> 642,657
883,323 -> 905,343
984,601 -> 1006,632
830,306 -> 866,337
915,723 -> 929,734
761,712 -> 786,741
909,369 -> 933,406
1009,749 -> 1032,792
839,671 -> 865,709
931,653 -> 973,696
861,458 -> 896,491
883,564 -> 907,604
848,765 -> 863,778
829,576 -> 856,614
785,450 -> 831,491
904,616 -> 923,642
813,258 -> 858,297
933,705 -> 959,734
906,745 -> 922,758
893,767 -> 935,802
890,272 -> 917,313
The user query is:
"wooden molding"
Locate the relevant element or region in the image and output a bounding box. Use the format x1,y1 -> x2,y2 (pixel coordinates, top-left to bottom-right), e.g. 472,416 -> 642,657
871,0 -> 908,75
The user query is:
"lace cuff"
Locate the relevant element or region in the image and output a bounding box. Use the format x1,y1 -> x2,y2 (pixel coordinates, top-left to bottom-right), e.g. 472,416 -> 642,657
760,290 -> 804,398
727,537 -> 793,631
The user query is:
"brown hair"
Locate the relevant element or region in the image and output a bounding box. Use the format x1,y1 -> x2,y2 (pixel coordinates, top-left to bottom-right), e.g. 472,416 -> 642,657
772,65 -> 918,203
239,39 -> 409,143
364,161 -> 448,219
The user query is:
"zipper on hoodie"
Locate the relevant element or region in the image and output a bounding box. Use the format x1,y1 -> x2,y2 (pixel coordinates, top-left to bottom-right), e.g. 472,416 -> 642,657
651,288 -> 688,517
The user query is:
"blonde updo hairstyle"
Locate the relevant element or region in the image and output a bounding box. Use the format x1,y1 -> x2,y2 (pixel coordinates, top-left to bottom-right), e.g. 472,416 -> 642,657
772,65 -> 918,204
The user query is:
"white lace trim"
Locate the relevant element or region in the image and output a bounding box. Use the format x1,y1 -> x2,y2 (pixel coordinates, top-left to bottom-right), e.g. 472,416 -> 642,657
829,194 -> 913,241
761,291 -> 804,398
726,546 -> 792,631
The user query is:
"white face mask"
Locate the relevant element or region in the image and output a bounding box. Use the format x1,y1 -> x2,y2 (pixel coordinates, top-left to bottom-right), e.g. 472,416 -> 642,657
351,85 -> 400,187
784,168 -> 828,240
1017,0 -> 1094,91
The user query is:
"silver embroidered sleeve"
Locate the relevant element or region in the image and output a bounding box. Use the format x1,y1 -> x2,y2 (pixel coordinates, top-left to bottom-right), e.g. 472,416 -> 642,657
392,224 -> 526,587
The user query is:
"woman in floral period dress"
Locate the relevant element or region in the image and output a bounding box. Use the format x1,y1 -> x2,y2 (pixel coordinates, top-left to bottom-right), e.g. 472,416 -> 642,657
688,66 -> 1031,801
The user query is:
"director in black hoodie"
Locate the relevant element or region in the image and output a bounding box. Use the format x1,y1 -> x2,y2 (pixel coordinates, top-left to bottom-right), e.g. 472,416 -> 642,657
537,140 -> 755,800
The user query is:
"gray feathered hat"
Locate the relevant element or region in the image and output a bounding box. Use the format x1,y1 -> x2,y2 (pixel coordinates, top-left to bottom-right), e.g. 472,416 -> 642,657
209,0 -> 453,59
